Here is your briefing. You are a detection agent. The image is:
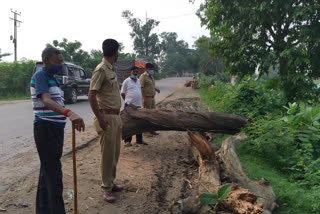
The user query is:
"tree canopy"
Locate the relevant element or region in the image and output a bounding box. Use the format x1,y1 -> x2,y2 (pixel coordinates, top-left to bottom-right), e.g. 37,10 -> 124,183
159,32 -> 191,75
46,38 -> 90,66
46,39 -> 134,74
122,10 -> 161,60
191,36 -> 226,80
199,0 -> 320,101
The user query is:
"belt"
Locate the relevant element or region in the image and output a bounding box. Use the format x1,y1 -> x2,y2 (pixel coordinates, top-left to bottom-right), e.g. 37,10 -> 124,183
100,109 -> 120,115
145,96 -> 154,98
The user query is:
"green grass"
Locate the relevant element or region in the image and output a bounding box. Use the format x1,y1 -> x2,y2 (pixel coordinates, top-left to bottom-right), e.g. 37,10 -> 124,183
236,144 -> 320,214
198,87 -> 232,114
210,134 -> 320,214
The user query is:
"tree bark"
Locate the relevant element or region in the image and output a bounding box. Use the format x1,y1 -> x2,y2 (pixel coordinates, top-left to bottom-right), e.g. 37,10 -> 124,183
121,105 -> 249,138
218,134 -> 277,214
120,100 -> 276,213
171,132 -> 276,214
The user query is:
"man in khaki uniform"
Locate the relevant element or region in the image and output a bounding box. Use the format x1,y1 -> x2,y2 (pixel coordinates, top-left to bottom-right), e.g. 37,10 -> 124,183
139,63 -> 160,136
88,39 -> 123,203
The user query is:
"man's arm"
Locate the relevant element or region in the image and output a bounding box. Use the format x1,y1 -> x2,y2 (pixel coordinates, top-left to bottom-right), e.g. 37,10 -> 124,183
155,88 -> 160,93
139,77 -> 146,99
41,93 -> 85,131
141,88 -> 145,98
88,90 -> 108,130
120,80 -> 127,101
121,93 -> 126,101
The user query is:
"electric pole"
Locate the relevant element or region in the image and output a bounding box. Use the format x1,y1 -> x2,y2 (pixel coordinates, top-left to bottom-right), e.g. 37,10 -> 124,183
10,9 -> 22,61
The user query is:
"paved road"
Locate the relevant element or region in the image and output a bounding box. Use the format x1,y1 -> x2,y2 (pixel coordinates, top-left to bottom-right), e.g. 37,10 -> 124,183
0,77 -> 190,192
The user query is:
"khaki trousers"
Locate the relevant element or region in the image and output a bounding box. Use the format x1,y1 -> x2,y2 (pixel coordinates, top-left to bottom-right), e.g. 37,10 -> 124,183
143,97 -> 155,109
93,113 -> 122,191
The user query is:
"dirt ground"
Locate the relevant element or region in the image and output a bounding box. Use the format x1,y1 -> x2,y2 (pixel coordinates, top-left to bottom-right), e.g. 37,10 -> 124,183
0,86 -> 206,214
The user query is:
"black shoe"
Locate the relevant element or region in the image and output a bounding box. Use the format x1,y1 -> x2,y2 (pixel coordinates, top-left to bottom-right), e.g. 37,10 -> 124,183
136,141 -> 148,145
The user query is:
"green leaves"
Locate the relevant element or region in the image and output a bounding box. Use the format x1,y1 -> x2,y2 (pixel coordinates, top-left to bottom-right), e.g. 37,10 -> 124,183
46,38 -> 90,67
122,10 -> 160,60
198,184 -> 232,205
198,193 -> 218,205
218,184 -> 232,200
0,60 -> 35,97
199,0 -> 319,102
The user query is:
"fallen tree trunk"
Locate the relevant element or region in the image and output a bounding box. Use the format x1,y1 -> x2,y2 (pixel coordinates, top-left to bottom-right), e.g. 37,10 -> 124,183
218,134 -> 276,214
121,105 -> 249,138
171,133 -> 276,214
121,98 -> 276,213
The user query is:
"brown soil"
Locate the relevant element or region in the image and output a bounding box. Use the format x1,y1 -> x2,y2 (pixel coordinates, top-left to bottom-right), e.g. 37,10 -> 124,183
0,87 -> 205,214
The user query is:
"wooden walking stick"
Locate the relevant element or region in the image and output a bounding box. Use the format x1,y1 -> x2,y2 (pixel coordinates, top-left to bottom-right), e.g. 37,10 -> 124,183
72,122 -> 78,214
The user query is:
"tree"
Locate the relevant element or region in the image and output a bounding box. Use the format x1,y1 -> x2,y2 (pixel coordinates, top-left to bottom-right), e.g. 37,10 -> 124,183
159,32 -> 192,75
46,38 -> 90,66
160,32 -> 189,56
193,37 -> 226,79
122,10 -> 161,60
46,39 -> 136,74
0,49 -> 11,62
80,49 -> 103,74
199,0 -> 320,101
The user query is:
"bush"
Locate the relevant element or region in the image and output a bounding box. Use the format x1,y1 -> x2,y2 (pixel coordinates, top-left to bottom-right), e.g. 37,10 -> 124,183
198,74 -> 320,212
198,75 -> 286,118
242,100 -> 320,188
0,60 -> 35,98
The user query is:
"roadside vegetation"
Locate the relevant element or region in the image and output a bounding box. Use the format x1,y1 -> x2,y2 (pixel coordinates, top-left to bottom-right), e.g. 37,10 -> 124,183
194,1 -> 319,212
0,60 -> 35,99
197,74 -> 320,213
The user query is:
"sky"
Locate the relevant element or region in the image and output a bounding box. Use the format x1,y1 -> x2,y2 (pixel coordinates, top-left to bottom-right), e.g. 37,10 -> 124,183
0,0 -> 210,62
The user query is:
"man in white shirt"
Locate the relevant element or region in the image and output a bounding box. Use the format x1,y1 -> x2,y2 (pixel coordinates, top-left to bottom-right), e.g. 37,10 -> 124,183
121,67 -> 147,146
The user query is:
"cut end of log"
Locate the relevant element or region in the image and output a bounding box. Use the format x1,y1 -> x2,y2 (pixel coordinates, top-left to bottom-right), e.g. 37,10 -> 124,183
224,185 -> 264,214
187,132 -> 276,214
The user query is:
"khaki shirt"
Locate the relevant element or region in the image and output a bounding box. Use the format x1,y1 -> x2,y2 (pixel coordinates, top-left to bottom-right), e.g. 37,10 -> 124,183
90,58 -> 121,110
139,72 -> 155,96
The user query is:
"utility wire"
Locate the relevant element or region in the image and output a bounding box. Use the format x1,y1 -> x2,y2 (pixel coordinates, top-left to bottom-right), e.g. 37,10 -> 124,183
159,12 -> 196,20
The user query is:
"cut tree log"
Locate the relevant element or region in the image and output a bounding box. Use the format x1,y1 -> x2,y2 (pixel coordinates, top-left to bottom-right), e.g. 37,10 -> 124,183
121,105 -> 249,138
120,98 -> 276,213
218,134 -> 277,214
171,132 -> 276,214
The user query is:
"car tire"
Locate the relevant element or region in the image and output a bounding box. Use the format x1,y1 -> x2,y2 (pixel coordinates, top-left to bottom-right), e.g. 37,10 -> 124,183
66,88 -> 77,104
70,88 -> 77,104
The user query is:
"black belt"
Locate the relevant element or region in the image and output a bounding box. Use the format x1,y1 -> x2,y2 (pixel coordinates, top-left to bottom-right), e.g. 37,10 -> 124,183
100,109 -> 120,115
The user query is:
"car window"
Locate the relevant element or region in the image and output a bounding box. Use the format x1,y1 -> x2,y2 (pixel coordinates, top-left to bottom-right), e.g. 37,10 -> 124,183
73,68 -> 81,79
68,67 -> 75,77
79,70 -> 86,79
61,64 -> 68,75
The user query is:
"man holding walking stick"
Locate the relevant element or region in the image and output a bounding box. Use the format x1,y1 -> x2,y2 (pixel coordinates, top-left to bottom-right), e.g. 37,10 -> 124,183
31,47 -> 85,214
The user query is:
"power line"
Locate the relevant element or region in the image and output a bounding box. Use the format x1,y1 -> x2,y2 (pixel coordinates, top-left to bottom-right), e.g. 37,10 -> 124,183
159,12 -> 196,20
10,9 -> 22,61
